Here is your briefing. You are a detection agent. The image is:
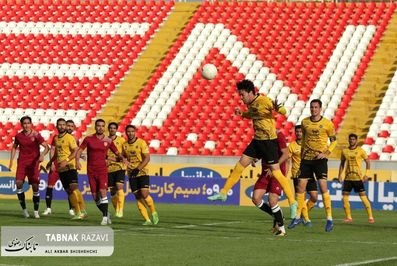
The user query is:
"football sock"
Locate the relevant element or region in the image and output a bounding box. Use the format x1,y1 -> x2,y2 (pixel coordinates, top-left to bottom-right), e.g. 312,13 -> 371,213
118,189 -> 125,213
323,192 -> 333,220
271,169 -> 296,205
137,199 -> 150,221
45,187 -> 53,208
256,200 -> 273,216
296,192 -> 305,219
33,192 -> 40,211
75,190 -> 86,211
144,195 -> 156,213
307,198 -> 316,212
342,195 -> 351,219
221,162 -> 244,195
17,189 -> 26,209
301,201 -> 310,222
69,191 -> 80,214
271,204 -> 284,227
99,197 -> 109,217
111,192 -> 118,212
360,195 -> 373,219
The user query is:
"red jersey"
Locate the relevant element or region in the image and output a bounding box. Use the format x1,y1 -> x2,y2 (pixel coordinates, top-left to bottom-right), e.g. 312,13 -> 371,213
261,131 -> 287,174
14,130 -> 44,163
80,135 -> 118,171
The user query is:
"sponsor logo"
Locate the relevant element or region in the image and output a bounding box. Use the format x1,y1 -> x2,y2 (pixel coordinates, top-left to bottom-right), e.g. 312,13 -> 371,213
0,177 -> 29,195
170,167 -> 222,179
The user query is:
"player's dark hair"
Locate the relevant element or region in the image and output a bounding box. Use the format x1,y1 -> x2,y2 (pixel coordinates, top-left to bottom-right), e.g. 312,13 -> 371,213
108,122 -> 118,129
310,99 -> 322,108
125,125 -> 137,131
56,118 -> 66,124
236,79 -> 255,93
349,133 -> 358,139
295,125 -> 302,131
66,120 -> 75,124
20,116 -> 32,124
95,119 -> 105,126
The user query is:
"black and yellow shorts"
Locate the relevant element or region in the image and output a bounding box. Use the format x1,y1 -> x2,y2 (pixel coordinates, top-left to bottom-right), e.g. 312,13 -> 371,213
243,139 -> 279,165
108,170 -> 125,188
59,169 -> 78,190
343,180 -> 365,193
129,175 -> 150,193
299,159 -> 328,180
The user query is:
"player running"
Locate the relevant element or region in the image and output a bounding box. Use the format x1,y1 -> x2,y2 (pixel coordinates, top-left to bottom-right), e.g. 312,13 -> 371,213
208,79 -> 297,217
76,119 -> 124,225
338,133 -> 374,223
47,118 -> 87,220
9,116 -> 49,218
252,130 -> 289,236
107,122 -> 126,218
123,125 -> 159,225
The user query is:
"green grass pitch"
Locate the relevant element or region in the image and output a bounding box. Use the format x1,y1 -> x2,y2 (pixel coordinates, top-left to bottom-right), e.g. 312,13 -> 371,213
0,199 -> 396,266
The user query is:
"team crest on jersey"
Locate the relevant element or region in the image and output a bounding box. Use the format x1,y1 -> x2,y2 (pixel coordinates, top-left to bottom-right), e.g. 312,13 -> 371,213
319,125 -> 323,128
104,142 -> 108,147
30,137 -> 35,142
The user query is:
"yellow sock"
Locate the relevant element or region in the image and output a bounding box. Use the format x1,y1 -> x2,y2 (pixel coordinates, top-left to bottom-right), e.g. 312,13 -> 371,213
360,195 -> 373,219
220,162 -> 245,195
272,169 -> 296,205
111,194 -> 118,212
69,192 -> 80,214
74,190 -> 86,211
144,195 -> 156,213
343,195 -> 351,219
137,199 -> 150,221
296,192 -> 305,218
301,200 -> 310,222
307,199 -> 316,212
118,189 -> 125,213
323,192 -> 332,220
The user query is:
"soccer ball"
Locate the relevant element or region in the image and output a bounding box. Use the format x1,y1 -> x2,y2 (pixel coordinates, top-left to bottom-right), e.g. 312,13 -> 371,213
201,64 -> 217,80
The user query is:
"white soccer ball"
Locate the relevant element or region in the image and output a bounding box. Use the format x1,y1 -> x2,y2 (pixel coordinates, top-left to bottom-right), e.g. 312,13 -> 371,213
201,64 -> 218,80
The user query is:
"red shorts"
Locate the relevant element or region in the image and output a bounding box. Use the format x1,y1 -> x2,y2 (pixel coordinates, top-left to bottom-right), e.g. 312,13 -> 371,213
88,170 -> 108,193
254,174 -> 282,196
16,160 -> 40,184
47,169 -> 59,187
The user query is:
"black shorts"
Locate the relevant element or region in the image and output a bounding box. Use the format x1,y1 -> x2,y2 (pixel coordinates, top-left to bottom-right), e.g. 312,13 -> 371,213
59,169 -> 78,190
343,180 -> 365,193
108,170 -> 125,187
243,139 -> 279,165
293,178 -> 318,192
129,175 -> 149,193
299,159 -> 328,180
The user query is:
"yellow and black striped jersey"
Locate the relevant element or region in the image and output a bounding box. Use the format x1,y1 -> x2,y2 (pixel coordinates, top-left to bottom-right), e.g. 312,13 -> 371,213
341,147 -> 368,181
241,94 -> 277,140
301,116 -> 336,160
122,138 -> 149,177
52,133 -> 77,172
107,135 -> 126,173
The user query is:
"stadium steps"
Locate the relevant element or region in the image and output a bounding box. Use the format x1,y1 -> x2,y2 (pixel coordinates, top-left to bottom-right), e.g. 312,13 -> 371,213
335,12 -> 397,156
90,3 -> 199,132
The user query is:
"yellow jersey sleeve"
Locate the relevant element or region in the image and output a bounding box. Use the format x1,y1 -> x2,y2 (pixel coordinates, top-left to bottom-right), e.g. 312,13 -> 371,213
301,117 -> 336,160
54,133 -> 77,172
107,136 -> 126,173
241,94 -> 277,140
288,141 -> 301,178
123,138 -> 149,177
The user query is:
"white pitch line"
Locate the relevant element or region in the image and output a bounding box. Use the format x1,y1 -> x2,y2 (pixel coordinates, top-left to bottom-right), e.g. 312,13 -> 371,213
173,221 -> 241,229
334,256 -> 397,266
